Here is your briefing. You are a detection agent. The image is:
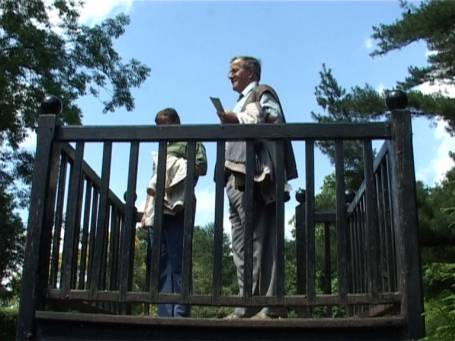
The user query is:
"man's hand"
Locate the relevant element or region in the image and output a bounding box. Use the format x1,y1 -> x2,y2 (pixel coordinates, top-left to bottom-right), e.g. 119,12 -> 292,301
217,111 -> 239,124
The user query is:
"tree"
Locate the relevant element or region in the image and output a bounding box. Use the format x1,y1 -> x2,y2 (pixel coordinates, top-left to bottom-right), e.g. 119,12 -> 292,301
370,0 -> 455,134
0,190 -> 25,302
0,0 -> 150,296
371,0 -> 455,90
311,64 -> 384,190
191,223 -> 238,317
313,1 -> 455,136
417,166 -> 455,262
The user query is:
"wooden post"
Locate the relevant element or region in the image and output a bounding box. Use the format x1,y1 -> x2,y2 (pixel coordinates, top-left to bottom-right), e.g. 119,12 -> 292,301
212,141 -> 225,301
389,102 -> 425,339
335,140 -> 348,302
243,141 -> 255,302
119,141 -> 139,312
90,142 -> 112,293
295,190 -> 308,317
305,140 -> 315,302
61,141 -> 85,297
182,141 -> 197,299
363,139 -> 380,297
17,97 -> 61,340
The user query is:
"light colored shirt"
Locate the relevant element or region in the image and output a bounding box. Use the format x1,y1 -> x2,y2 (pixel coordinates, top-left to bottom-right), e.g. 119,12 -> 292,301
225,81 -> 291,203
143,155 -> 187,226
233,81 -> 281,124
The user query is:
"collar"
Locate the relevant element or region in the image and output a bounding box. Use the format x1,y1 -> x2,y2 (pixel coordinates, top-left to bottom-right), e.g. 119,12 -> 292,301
241,81 -> 258,98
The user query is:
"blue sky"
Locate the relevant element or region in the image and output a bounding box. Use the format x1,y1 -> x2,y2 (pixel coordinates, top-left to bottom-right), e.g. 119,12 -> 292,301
25,1 -> 455,233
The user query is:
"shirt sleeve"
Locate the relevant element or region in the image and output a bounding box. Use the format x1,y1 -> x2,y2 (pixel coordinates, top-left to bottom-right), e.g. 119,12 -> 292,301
236,102 -> 262,124
259,92 -> 282,123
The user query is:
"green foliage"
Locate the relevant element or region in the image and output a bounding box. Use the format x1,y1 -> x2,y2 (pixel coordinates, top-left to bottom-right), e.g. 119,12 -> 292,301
423,293 -> 455,341
191,223 -> 238,317
370,0 -> 455,134
0,189 -> 25,301
407,92 -> 455,134
132,227 -> 149,292
315,174 -> 336,210
0,0 -> 150,144
0,306 -> 18,340
284,238 -> 297,295
416,167 -> 455,257
0,0 -> 150,292
311,65 -> 383,190
192,223 -> 238,296
422,263 -> 455,298
313,1 -> 455,139
312,65 -> 385,121
371,1 -> 455,88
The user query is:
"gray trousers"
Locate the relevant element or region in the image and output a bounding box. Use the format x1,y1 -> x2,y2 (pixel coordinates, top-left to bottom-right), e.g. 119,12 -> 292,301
227,182 -> 285,317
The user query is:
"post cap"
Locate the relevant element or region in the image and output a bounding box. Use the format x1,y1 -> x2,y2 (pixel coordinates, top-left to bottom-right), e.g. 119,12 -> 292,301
295,188 -> 306,203
41,95 -> 62,115
385,90 -> 408,110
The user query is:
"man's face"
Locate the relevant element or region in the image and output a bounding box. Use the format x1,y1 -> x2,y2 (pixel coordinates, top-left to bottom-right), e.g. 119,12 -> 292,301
229,60 -> 253,93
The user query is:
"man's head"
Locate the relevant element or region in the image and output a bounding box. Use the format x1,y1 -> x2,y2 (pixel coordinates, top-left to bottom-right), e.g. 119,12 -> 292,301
228,56 -> 261,93
155,107 -> 181,125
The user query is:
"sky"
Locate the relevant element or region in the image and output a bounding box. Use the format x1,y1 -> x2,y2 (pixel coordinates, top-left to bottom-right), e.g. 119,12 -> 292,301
24,0 -> 455,236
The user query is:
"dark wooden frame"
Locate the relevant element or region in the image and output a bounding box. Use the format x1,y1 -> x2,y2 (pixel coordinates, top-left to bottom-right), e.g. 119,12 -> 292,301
17,112 -> 424,340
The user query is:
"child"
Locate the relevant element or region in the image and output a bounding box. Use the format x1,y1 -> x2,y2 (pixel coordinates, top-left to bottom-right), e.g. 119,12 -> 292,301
141,108 -> 207,318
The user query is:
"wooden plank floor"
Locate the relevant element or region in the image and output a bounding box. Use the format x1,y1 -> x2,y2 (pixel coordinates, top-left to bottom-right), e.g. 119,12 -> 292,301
35,311 -> 408,340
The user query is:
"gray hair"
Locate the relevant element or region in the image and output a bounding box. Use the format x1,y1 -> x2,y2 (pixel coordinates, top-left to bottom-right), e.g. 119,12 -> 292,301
231,56 -> 261,81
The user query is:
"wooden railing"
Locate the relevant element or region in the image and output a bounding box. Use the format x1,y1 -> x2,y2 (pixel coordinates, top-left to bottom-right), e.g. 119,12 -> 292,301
17,104 -> 424,340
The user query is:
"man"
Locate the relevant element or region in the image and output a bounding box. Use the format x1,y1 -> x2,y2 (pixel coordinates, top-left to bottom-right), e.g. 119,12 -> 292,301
217,56 -> 297,319
142,108 -> 207,317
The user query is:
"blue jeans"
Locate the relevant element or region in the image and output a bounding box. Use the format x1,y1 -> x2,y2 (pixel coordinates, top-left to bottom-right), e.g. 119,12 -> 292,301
149,213 -> 190,317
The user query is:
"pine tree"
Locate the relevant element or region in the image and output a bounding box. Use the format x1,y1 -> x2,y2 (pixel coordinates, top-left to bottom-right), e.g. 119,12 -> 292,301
371,0 -> 455,90
370,0 -> 455,133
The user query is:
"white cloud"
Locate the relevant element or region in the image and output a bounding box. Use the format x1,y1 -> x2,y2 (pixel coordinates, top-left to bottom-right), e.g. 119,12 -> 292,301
43,0 -> 134,37
19,130 -> 37,152
376,82 -> 385,95
45,0 -> 134,27
425,49 -> 437,57
416,81 -> 455,98
413,81 -> 455,185
79,0 -> 134,26
364,38 -> 374,50
416,119 -> 455,185
432,120 -> 455,183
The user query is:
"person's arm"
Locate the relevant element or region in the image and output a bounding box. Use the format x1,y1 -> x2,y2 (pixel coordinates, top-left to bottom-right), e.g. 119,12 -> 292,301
218,102 -> 262,124
140,194 -> 153,229
195,142 -> 208,176
217,110 -> 239,124
259,92 -> 282,123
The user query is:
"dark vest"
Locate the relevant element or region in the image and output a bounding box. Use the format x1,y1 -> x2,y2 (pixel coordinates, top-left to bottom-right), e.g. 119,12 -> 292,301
225,84 -> 298,182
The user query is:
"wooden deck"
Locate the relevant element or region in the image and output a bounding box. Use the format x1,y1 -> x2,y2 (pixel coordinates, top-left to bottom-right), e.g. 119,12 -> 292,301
35,311 -> 407,340
16,95 -> 424,340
